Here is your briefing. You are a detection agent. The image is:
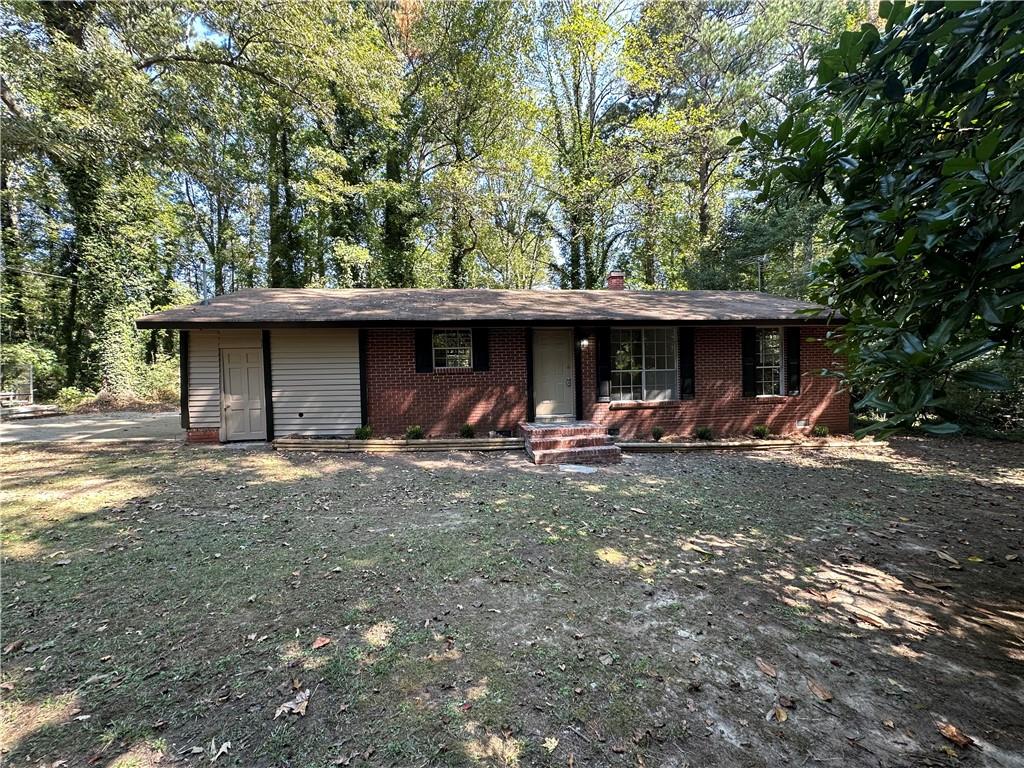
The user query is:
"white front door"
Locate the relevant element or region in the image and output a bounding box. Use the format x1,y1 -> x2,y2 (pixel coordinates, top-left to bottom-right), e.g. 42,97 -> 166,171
221,348 -> 266,441
533,329 -> 575,421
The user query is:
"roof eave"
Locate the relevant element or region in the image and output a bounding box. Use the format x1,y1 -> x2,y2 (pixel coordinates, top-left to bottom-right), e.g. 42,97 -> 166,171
136,315 -> 845,330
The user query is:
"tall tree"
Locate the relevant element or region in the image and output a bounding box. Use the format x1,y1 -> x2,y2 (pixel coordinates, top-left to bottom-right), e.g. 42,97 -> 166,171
537,0 -> 631,289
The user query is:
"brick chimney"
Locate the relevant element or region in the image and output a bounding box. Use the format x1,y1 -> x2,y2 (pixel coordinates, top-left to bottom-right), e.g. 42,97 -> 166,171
606,269 -> 625,290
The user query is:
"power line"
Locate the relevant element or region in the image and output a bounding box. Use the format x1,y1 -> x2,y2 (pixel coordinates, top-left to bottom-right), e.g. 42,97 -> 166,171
0,266 -> 72,282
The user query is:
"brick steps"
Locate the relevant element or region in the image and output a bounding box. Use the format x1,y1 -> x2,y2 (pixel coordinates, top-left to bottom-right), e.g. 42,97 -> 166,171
528,444 -> 623,465
519,421 -> 622,465
526,435 -> 610,451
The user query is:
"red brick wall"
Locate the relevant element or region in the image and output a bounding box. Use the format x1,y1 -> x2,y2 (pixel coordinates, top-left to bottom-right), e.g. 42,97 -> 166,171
186,427 -> 220,443
364,328 -> 528,437
581,325 -> 849,439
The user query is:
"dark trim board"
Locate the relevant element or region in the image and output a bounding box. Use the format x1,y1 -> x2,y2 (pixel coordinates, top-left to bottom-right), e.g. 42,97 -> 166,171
358,328 -> 369,427
525,327 -> 535,422
261,330 -> 275,441
138,317 -> 843,331
179,330 -> 190,429
573,327 -> 584,420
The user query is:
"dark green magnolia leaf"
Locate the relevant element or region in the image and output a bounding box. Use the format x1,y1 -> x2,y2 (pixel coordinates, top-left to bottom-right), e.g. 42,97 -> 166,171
898,332 -> 925,355
952,370 -> 1010,391
921,420 -> 961,435
978,296 -> 1004,325
777,114 -> 794,144
883,73 -> 905,101
975,129 -> 1001,162
909,45 -> 931,81
941,157 -> 976,175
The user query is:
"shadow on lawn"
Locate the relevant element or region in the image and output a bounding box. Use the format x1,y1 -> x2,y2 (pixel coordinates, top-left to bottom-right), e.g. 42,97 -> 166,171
2,438 -> 1023,767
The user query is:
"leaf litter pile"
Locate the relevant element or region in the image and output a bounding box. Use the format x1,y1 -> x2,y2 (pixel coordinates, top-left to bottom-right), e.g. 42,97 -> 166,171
1,436 -> 1022,767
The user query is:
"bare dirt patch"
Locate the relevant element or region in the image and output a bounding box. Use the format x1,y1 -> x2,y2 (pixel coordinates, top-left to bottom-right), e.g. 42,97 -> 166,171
2,437 -> 1022,767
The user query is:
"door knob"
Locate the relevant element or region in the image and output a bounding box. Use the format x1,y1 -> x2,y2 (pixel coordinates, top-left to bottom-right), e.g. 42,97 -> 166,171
565,378 -> 572,387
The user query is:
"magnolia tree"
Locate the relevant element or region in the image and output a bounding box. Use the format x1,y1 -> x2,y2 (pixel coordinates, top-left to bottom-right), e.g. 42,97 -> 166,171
741,1 -> 1024,434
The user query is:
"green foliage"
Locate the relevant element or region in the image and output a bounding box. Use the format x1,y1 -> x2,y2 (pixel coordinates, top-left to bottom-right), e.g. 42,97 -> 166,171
405,424 -> 425,440
745,2 -> 1024,435
752,424 -> 771,439
459,423 -> 476,439
0,342 -> 63,399
56,386 -> 93,411
99,302 -> 148,399
354,425 -> 373,440
943,353 -> 1024,439
811,425 -> 830,438
694,426 -> 714,441
141,356 -> 180,404
651,426 -> 664,442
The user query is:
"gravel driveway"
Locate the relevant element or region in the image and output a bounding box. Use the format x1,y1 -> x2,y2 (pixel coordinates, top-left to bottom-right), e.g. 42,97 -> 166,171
0,410 -> 183,444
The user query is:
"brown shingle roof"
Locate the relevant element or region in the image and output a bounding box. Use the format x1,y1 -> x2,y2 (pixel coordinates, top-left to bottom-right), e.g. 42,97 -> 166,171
135,288 -> 839,329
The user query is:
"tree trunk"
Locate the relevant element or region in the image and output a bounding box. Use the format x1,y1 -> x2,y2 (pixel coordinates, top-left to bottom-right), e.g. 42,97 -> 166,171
0,158 -> 27,340
382,150 -> 415,287
697,155 -> 712,242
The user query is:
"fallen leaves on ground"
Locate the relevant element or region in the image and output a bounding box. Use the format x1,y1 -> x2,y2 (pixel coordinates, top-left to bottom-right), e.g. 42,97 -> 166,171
806,678 -> 833,702
936,721 -> 974,749
311,636 -> 331,649
274,689 -> 311,719
209,739 -> 231,761
542,737 -> 558,752
935,550 -> 961,569
755,657 -> 777,678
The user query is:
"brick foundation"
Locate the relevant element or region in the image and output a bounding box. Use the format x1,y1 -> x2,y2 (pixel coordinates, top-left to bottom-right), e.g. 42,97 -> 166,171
364,328 -> 528,437
186,427 -> 220,443
582,325 -> 849,439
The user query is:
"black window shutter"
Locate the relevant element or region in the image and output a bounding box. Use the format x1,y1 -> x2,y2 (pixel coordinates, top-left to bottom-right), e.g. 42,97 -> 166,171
678,327 -> 695,399
785,326 -> 801,395
415,328 -> 434,373
741,327 -> 757,397
595,326 -> 611,401
472,328 -> 490,371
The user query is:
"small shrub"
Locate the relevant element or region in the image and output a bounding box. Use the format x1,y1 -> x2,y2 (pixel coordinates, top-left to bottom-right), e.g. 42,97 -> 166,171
459,423 -> 475,439
752,424 -> 771,439
354,425 -> 373,440
56,386 -> 91,411
811,424 -> 830,438
694,426 -> 713,441
405,424 -> 425,440
651,426 -> 665,442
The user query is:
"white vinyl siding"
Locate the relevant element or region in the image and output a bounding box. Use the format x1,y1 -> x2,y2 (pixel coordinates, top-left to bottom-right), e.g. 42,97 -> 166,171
188,330 -> 260,428
270,329 -> 361,436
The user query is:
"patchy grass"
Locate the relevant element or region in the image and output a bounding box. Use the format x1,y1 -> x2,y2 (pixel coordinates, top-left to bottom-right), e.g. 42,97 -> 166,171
1,438 -> 1022,767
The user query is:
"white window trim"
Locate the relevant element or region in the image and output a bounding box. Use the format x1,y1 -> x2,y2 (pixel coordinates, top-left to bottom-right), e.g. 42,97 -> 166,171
755,326 -> 785,397
610,326 -> 679,402
432,328 -> 473,370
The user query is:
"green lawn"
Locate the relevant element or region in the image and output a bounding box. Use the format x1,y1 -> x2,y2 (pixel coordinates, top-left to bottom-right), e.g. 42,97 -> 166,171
2,438 -> 1022,767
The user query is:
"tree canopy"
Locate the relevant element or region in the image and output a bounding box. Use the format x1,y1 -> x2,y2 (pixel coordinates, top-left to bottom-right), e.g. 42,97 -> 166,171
3,0 -> 1020,435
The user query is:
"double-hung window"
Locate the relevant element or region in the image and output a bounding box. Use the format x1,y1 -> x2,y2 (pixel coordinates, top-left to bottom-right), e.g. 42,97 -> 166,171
610,328 -> 678,401
432,329 -> 472,370
755,328 -> 783,396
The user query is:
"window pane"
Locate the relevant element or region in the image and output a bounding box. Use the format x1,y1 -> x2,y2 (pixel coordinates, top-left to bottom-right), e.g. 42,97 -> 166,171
432,329 -> 472,369
755,329 -> 781,395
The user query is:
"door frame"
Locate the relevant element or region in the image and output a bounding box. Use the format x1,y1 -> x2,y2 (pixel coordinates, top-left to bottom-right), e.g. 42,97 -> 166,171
530,326 -> 577,422
219,345 -> 268,442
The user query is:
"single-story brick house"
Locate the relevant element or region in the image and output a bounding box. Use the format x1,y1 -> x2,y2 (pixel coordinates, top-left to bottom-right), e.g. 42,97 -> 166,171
135,273 -> 848,445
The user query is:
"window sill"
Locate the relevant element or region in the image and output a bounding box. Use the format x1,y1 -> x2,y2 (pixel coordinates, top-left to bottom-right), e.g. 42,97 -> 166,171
608,400 -> 682,411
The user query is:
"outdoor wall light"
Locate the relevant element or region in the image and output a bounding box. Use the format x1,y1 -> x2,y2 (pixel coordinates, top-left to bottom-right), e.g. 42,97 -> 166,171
578,338 -> 590,350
